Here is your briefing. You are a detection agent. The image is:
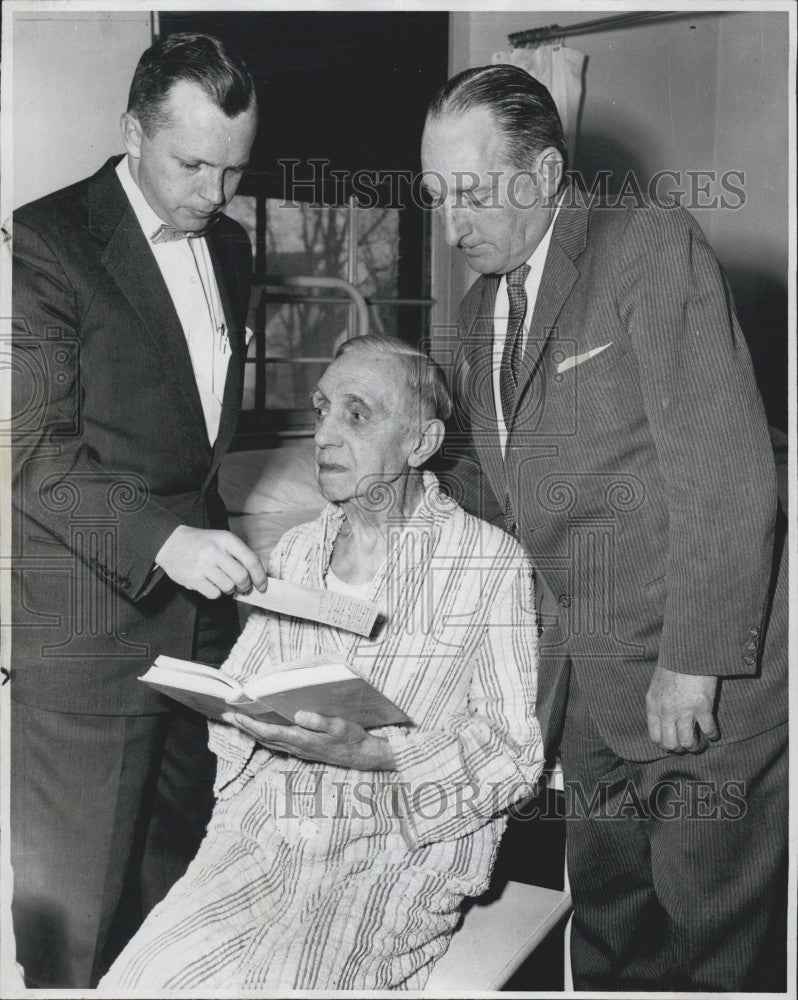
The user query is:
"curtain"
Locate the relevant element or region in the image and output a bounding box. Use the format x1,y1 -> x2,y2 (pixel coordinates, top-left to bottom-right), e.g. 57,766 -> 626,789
492,44 -> 586,159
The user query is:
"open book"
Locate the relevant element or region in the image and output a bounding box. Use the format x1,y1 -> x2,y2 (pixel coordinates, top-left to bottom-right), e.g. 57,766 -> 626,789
139,655 -> 411,728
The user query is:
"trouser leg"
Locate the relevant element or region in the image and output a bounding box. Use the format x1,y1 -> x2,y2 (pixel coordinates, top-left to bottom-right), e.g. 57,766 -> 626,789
560,689 -> 666,988
12,600 -> 239,988
98,598 -> 239,978
640,723 -> 787,991
562,679 -> 788,991
10,702 -> 161,989
136,705 -> 217,915
138,597 -> 238,911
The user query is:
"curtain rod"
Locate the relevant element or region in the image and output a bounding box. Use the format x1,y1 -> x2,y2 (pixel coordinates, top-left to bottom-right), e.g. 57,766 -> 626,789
508,11 -> 677,47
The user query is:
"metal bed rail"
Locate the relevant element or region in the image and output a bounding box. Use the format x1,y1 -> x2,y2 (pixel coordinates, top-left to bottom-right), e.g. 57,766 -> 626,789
246,274 -> 369,417
236,273 -> 434,448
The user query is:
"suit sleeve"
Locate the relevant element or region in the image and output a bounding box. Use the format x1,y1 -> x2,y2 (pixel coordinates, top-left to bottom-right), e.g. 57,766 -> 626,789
432,297 -> 504,526
615,205 -> 777,676
12,217 -> 183,600
384,563 -> 544,849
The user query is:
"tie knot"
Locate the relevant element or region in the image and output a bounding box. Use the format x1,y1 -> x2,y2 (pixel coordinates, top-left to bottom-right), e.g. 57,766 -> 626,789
506,263 -> 530,292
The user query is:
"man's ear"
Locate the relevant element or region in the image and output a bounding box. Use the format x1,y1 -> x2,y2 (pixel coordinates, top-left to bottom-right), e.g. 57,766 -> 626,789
120,112 -> 144,159
407,418 -> 446,468
536,147 -> 565,199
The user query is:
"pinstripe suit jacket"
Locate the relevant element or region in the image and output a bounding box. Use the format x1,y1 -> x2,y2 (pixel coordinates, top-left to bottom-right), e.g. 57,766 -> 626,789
450,183 -> 787,761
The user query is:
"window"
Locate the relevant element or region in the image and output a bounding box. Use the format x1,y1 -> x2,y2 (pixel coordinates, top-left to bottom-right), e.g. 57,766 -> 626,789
225,193 -> 431,426
158,11 -> 449,439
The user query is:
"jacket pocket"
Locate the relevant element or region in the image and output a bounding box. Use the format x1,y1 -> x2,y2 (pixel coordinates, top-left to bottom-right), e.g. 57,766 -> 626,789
552,343 -> 630,384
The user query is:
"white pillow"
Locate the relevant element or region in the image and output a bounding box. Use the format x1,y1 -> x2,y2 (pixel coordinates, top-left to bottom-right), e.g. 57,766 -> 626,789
219,440 -> 324,515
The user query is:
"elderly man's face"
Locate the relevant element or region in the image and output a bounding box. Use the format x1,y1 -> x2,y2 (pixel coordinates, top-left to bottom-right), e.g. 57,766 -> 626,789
123,79 -> 258,231
421,105 -> 555,274
311,350 -> 421,504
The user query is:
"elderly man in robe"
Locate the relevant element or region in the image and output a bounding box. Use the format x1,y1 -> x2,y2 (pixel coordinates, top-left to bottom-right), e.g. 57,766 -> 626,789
102,334 -> 544,991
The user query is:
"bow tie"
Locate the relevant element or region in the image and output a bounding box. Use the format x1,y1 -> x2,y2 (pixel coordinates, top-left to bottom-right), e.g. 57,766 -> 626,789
151,224 -> 207,244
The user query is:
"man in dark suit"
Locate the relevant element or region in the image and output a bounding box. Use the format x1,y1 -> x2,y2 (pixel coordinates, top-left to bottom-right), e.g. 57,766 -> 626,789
421,65 -> 787,991
11,33 -> 267,988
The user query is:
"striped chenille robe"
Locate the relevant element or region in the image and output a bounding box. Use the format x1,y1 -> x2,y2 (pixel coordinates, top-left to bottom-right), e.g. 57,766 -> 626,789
103,472 -> 543,991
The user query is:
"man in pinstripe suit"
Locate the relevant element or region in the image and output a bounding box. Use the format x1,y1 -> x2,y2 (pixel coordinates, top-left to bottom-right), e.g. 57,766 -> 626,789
422,65 -> 787,991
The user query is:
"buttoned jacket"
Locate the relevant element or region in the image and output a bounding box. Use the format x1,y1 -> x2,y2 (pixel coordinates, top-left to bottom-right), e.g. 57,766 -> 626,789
12,158 -> 252,713
450,183 -> 787,760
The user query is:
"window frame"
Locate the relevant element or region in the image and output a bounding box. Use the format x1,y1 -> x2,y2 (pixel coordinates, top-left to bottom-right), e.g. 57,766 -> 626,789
231,186 -> 436,445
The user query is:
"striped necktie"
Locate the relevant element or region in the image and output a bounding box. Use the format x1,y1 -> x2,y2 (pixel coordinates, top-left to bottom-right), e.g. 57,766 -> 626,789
498,262 -> 531,427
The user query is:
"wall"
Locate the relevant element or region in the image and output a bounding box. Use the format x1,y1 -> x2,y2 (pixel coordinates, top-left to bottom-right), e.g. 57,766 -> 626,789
710,12 -> 790,423
11,9 -> 152,208
433,9 -> 790,427
6,9 -> 790,427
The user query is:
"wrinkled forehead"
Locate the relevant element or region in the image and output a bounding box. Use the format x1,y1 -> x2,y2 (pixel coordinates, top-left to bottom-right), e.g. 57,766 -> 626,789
317,349 -> 410,411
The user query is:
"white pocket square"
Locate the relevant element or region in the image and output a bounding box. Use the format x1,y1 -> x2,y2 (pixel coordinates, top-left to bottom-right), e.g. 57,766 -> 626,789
556,343 -> 613,374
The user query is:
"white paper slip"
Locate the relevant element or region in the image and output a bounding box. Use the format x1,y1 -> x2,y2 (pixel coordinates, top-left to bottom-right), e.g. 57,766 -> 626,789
235,578 -> 380,637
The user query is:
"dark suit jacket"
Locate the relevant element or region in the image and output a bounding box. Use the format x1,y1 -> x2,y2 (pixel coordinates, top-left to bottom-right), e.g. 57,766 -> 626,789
449,183 -> 787,761
11,158 -> 252,715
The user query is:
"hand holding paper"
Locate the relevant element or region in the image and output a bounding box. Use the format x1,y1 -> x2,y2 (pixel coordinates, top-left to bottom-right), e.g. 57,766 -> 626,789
156,525 -> 268,599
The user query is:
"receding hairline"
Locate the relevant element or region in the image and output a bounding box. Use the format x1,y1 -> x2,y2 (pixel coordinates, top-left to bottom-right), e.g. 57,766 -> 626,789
424,63 -> 569,175
325,345 -> 420,412
127,31 -> 256,136
421,104 -> 518,181
130,78 -> 258,130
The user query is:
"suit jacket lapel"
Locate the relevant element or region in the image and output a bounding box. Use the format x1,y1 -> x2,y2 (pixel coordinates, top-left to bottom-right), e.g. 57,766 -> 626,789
205,227 -> 247,466
508,184 -> 590,429
89,161 -> 211,453
461,275 -> 507,506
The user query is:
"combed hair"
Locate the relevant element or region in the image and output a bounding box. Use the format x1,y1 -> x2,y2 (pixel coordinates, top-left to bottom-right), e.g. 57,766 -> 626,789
427,64 -> 568,176
127,32 -> 255,135
334,335 -> 452,422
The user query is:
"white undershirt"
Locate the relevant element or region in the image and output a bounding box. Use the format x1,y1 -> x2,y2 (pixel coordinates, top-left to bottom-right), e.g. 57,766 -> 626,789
116,156 -> 230,444
493,197 -> 562,455
325,566 -> 373,600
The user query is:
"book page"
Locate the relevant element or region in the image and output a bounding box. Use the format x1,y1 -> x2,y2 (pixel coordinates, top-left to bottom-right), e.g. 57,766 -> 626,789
244,661 -> 354,700
140,658 -> 291,723
144,653 -> 241,695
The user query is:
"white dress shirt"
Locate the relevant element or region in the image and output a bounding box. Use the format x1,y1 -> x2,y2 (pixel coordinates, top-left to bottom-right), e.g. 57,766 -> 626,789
493,197 -> 562,455
116,156 -> 230,445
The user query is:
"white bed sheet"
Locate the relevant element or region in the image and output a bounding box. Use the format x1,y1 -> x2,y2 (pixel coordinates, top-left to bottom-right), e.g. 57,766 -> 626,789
228,508 -> 323,565
219,440 -> 325,565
